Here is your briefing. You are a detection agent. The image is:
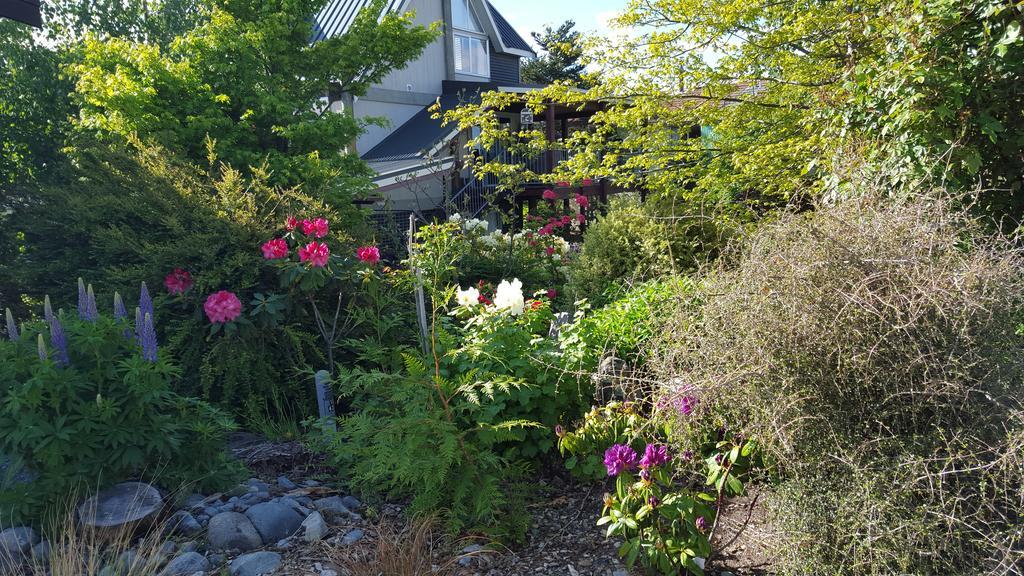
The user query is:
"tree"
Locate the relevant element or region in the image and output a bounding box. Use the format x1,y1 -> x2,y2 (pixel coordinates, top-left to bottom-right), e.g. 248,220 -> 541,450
520,20 -> 589,86
448,0 -> 1024,223
70,0 -> 438,206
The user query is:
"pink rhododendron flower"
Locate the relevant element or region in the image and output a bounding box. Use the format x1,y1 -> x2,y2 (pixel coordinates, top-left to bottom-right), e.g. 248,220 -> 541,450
204,291 -> 242,324
302,217 -> 329,238
576,213 -> 586,224
561,215 -> 572,225
547,288 -> 557,299
557,180 -> 570,188
582,178 -> 594,186
285,216 -> 298,231
164,268 -> 193,295
299,241 -> 330,267
546,246 -> 556,256
542,189 -> 557,200
539,225 -> 554,236
261,238 -> 289,260
575,194 -> 590,208
356,246 -> 381,265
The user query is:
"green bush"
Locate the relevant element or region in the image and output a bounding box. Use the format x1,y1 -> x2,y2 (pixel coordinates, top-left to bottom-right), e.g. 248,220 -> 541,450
0,287 -> 242,524
0,136 -> 340,424
652,196 -> 1024,574
568,196 -> 727,305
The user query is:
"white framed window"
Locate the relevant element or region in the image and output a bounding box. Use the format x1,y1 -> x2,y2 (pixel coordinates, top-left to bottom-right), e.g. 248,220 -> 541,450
452,0 -> 482,32
454,33 -> 489,77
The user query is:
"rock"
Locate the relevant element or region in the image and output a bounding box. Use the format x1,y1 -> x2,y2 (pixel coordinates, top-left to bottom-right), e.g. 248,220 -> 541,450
246,479 -> 271,493
312,496 -> 352,523
78,482 -> 163,533
321,570 -> 338,576
238,492 -> 270,508
0,527 -> 38,556
340,529 -> 364,546
458,544 -> 484,567
244,502 -> 303,544
279,497 -> 310,518
300,512 -> 328,543
208,554 -> 227,567
116,549 -> 139,572
206,512 -> 262,552
183,494 -> 207,510
341,495 -> 361,510
166,511 -> 203,537
301,480 -> 320,488
161,552 -> 212,576
179,541 -> 199,553
276,476 -> 297,491
160,541 -> 177,555
229,551 -> 281,576
30,540 -> 50,563
612,570 -> 629,576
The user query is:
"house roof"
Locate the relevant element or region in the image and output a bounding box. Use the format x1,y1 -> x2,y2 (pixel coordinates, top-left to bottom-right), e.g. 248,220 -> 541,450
362,91 -> 481,163
312,0 -> 407,42
484,1 -> 531,53
0,0 -> 41,27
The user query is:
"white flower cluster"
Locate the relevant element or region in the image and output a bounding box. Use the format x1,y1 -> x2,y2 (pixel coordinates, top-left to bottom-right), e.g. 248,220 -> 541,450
448,213 -> 488,234
455,278 -> 525,315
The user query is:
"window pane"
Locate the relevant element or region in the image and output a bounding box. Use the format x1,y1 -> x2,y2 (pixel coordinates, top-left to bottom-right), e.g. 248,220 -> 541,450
454,34 -> 489,77
452,0 -> 481,32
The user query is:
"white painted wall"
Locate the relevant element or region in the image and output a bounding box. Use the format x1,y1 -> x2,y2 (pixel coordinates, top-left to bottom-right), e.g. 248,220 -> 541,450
375,0 -> 447,95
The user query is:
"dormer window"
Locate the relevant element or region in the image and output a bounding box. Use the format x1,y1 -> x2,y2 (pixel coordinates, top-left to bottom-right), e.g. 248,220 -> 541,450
451,0 -> 489,77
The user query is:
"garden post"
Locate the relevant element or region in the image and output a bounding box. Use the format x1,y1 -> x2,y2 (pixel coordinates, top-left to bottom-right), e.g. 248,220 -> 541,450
408,213 -> 431,355
314,370 -> 336,432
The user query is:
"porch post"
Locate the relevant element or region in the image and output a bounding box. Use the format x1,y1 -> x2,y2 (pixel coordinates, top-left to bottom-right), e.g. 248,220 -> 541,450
545,104 -> 556,173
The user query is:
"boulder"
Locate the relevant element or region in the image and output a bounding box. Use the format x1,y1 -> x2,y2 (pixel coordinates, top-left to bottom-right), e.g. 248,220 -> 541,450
340,528 -> 364,546
340,496 -> 361,510
312,496 -> 352,523
275,476 -> 297,491
300,512 -> 328,543
30,540 -> 50,563
160,552 -> 212,576
0,526 -> 37,569
229,551 -> 281,576
244,502 -> 303,544
78,482 -> 163,533
165,511 -> 203,537
206,512 -> 262,552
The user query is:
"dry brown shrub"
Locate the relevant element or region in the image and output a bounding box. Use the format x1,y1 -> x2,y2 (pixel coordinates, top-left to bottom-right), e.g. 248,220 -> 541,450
653,194 -> 1024,575
333,515 -> 463,576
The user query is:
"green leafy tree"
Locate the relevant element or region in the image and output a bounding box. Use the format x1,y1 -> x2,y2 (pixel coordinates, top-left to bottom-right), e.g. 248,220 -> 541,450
520,20 -> 590,86
447,0 -> 1023,223
70,0 -> 439,206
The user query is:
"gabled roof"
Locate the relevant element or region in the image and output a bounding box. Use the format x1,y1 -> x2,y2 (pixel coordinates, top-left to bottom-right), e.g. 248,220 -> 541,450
484,1 -> 531,53
312,0 -> 407,42
313,0 -> 534,56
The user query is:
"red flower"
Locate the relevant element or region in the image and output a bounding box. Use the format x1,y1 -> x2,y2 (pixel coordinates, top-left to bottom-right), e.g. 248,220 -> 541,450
261,238 -> 289,260
478,294 -> 493,305
561,215 -> 572,225
542,189 -> 557,200
164,268 -> 193,295
546,246 -> 556,256
575,194 -> 590,208
301,217 -> 329,238
299,241 -> 330,267
530,300 -> 544,310
547,288 -> 557,299
204,291 -> 242,324
576,213 -> 586,224
539,225 -> 554,236
285,216 -> 298,231
557,181 -> 570,188
356,246 -> 381,265
582,178 -> 594,186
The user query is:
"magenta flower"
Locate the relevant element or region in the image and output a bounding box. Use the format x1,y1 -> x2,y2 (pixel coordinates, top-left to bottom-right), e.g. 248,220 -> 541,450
603,444 -> 638,477
695,516 -> 707,532
356,246 -> 381,265
261,238 -> 289,260
542,189 -> 557,200
299,241 -> 330,268
639,444 -> 670,469
285,215 -> 298,231
676,395 -> 698,416
575,194 -> 590,208
164,268 -> 194,294
302,217 -> 330,238
204,291 -> 242,324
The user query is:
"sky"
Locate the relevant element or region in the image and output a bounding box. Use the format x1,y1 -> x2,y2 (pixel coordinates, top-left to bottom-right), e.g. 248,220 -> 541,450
487,0 -> 628,48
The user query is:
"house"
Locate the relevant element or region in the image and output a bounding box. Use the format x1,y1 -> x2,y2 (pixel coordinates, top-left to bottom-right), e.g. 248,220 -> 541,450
314,0 -> 540,214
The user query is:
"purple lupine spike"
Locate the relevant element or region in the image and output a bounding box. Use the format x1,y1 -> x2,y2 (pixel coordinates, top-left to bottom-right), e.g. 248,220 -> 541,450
49,315 -> 69,367
36,334 -> 47,361
113,292 -> 127,320
5,308 -> 18,341
44,295 -> 54,325
134,306 -> 143,344
139,282 -> 153,321
84,284 -> 99,322
140,312 -> 158,362
77,278 -> 88,319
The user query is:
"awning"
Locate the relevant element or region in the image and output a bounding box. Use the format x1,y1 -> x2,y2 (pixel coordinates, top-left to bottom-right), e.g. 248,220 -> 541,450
0,0 -> 42,27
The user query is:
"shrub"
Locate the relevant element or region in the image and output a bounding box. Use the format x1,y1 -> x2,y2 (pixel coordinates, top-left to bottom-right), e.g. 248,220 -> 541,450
0,285 -> 241,524
0,136 -> 340,424
652,195 -> 1024,574
567,195 -> 725,305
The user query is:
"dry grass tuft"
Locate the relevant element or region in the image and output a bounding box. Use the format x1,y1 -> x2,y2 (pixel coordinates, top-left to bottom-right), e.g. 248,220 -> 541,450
654,193 -> 1024,575
332,515 -> 463,576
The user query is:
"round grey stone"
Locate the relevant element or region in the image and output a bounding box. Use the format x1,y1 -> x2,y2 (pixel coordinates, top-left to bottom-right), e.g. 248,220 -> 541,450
206,512 -> 262,552
244,502 -> 303,544
166,511 -> 203,537
340,528 -> 364,546
228,551 -> 281,576
78,482 -> 163,531
160,552 -> 212,576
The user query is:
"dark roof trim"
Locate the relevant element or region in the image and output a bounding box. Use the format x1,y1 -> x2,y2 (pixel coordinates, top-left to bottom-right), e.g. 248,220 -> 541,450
0,0 -> 41,27
312,0 -> 407,41
361,91 -> 482,162
485,1 -> 532,54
